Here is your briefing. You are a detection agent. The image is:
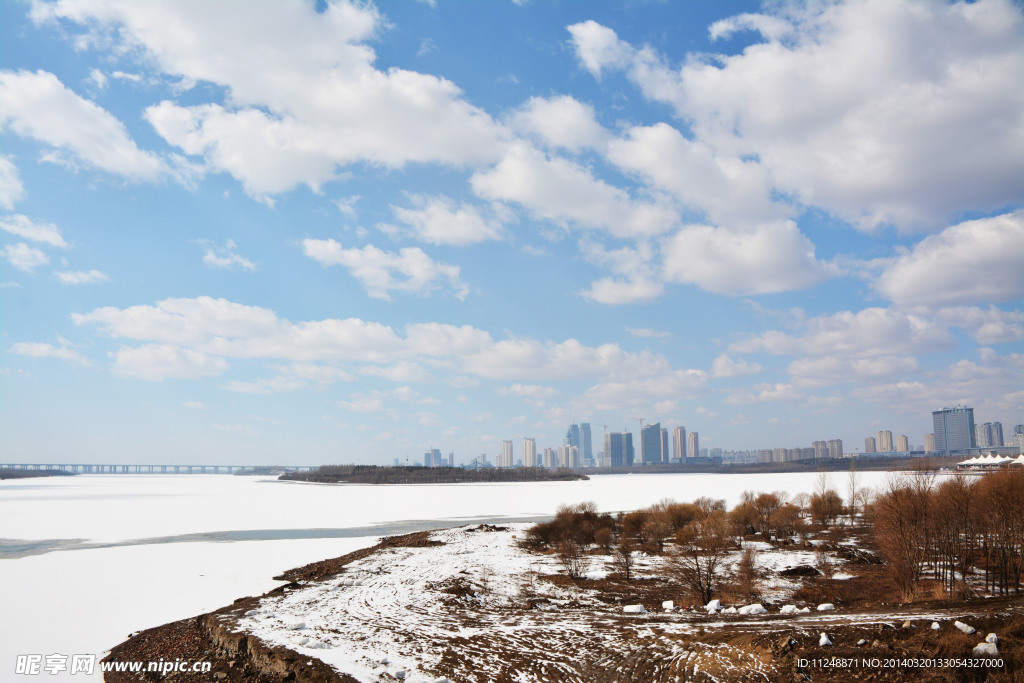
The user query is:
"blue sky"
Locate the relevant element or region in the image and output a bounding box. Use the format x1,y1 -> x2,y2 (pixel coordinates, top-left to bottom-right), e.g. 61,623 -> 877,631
1,0 -> 1022,466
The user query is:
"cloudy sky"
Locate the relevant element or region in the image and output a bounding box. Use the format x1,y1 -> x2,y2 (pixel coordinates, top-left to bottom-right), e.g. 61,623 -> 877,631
2,0 -> 1022,466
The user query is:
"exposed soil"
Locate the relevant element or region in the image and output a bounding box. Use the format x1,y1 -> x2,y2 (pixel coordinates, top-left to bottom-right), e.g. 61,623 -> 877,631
103,525 -> 1024,682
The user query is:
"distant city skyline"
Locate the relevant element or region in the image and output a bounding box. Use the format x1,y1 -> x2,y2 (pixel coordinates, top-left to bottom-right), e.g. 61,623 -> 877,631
1,1 -> 1021,465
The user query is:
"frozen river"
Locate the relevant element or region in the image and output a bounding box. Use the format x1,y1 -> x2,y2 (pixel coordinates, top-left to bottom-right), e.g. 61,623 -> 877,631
0,470 -> 896,680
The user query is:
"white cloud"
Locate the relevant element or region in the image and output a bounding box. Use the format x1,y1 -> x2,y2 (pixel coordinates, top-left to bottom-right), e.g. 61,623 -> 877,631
607,123 -> 786,227
182,400 -> 205,409
56,269 -> 109,284
787,355 -> 920,388
0,156 -> 25,209
0,69 -> 164,181
580,369 -> 707,412
580,276 -> 664,305
111,344 -> 229,380
570,3 -> 1024,231
508,95 -> 608,153
223,362 -> 353,394
874,211 -> 1024,307
626,327 -> 670,339
9,340 -> 89,365
661,221 -> 834,295
3,242 -> 49,272
359,362 -> 433,383
87,68 -> 107,90
710,354 -> 762,379
384,194 -> 504,246
0,214 -> 67,247
34,1 -> 508,198
302,238 -> 469,300
931,306 -> 1024,345
200,239 -> 256,271
730,307 -> 955,358
471,143 -> 678,239
73,296 -> 683,386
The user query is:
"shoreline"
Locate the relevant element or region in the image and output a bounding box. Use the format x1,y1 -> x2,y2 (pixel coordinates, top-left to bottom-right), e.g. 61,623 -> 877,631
103,524 -> 1024,682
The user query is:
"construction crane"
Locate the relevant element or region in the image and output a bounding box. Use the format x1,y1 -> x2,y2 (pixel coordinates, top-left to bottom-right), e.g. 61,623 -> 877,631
626,415 -> 645,430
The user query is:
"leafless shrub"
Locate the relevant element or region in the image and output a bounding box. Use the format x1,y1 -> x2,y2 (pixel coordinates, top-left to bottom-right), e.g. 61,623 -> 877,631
669,511 -> 733,604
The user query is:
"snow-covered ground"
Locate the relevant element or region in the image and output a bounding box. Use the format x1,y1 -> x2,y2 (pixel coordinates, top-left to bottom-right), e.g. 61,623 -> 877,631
0,471 -> 895,681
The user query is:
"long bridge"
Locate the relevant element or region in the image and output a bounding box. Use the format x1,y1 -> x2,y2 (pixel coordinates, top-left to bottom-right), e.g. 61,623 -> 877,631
0,463 -> 317,474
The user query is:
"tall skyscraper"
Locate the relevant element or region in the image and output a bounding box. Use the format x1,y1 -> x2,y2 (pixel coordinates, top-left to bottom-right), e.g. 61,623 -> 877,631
864,436 -> 876,453
624,432 -> 634,467
673,426 -> 687,460
813,440 -> 827,459
687,431 -> 699,461
877,430 -> 893,452
543,447 -> 557,468
558,444 -> 579,468
924,433 -> 936,452
660,428 -> 669,464
827,439 -> 843,458
523,437 -> 537,467
933,406 -> 976,452
499,440 -> 514,468
975,423 -> 992,448
640,423 -> 662,465
604,431 -> 624,468
565,423 -> 580,450
992,422 -> 1004,447
896,435 -> 909,452
580,423 -> 592,464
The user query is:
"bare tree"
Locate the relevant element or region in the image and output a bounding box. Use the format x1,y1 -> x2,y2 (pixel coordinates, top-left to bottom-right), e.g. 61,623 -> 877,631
847,460 -> 861,524
670,512 -> 733,604
613,537 -> 636,580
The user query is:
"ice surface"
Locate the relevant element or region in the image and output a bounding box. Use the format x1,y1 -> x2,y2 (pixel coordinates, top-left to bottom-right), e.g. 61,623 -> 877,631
0,471 -> 897,681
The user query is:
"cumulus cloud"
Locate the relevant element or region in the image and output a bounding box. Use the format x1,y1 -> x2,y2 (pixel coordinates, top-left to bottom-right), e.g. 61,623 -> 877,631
0,156 -> 25,209
569,2 -> 1024,230
874,211 -> 1024,307
730,307 -> 955,358
110,344 -> 229,380
710,353 -> 762,378
9,339 -> 89,365
56,269 -> 109,284
471,143 -> 677,239
931,306 -> 1024,345
303,238 -> 469,300
384,194 -> 504,246
508,95 -> 608,153
34,1 -> 506,198
0,69 -> 164,181
580,276 -> 664,305
607,123 -> 786,227
72,296 -> 685,385
200,239 -> 256,271
3,242 -> 49,272
661,221 -> 834,295
0,214 -> 67,247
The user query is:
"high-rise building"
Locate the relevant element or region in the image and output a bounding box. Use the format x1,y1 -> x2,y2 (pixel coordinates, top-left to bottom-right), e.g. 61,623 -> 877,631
877,430 -> 893,452
975,423 -> 992,448
924,433 -> 936,452
687,431 -> 699,461
523,438 -> 537,467
424,447 -> 442,467
896,435 -> 909,452
673,426 -> 687,460
498,440 -> 514,468
864,436 -> 877,453
580,423 -> 592,463
992,422 -> 1004,447
828,439 -> 843,458
604,432 -> 624,468
641,423 -> 662,465
566,423 -> 580,450
543,447 -> 557,468
660,428 -> 669,464
813,440 -> 828,459
558,444 -> 579,468
624,432 -> 635,467
933,406 -> 975,453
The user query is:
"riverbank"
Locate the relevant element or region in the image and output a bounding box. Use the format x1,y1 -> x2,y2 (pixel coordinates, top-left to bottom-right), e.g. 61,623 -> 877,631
103,523 -> 1022,682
